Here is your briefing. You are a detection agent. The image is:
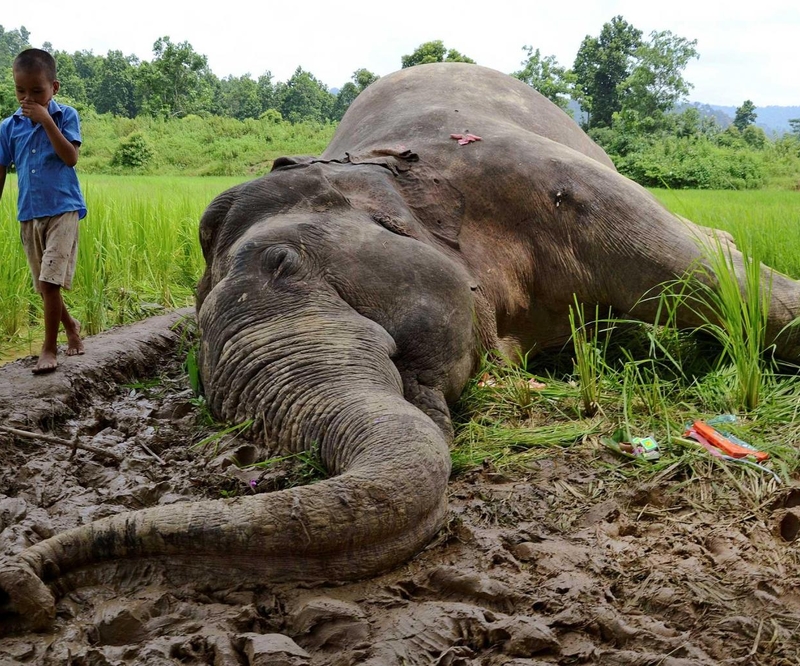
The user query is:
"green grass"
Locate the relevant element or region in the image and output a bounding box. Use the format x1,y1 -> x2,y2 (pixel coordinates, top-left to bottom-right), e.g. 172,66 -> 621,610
80,113 -> 336,177
650,189 -> 800,278
453,328 -> 800,490
451,193 -> 800,495
0,174 -> 246,359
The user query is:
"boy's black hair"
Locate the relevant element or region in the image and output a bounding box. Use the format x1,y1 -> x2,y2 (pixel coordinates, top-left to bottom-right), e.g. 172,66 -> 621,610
13,49 -> 58,81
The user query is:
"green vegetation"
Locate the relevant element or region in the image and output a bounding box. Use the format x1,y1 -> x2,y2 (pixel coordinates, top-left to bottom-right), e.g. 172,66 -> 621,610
2,20 -> 798,189
452,243 -> 800,485
451,333 -> 800,505
78,112 -> 335,176
0,174 -> 243,359
651,190 -> 800,277
400,40 -> 475,68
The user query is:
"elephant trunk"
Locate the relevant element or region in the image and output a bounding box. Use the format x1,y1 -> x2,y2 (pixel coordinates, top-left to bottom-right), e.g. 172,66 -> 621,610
0,298 -> 452,634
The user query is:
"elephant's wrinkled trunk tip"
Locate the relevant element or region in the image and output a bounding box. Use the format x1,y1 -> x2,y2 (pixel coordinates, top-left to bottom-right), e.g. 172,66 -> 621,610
0,557 -> 56,634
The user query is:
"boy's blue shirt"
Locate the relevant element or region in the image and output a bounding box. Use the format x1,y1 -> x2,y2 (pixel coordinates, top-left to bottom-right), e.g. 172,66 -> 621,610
0,99 -> 88,222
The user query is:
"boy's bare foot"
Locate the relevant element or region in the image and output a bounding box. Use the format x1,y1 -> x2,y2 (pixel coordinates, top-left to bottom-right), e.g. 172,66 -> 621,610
65,320 -> 84,356
32,350 -> 58,375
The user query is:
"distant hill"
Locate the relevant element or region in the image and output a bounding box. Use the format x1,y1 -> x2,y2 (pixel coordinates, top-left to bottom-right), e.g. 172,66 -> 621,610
686,103 -> 800,136
565,100 -> 798,136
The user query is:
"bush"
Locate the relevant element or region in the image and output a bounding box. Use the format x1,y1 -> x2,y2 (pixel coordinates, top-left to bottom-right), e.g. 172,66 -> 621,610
259,108 -> 283,124
112,132 -> 155,169
615,137 -> 764,190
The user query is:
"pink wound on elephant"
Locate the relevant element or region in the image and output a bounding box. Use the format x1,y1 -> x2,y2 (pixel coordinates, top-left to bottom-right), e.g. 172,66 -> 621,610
450,133 -> 482,145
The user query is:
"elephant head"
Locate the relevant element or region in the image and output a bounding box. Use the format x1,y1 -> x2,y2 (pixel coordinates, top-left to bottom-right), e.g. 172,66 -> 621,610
0,154 -> 482,634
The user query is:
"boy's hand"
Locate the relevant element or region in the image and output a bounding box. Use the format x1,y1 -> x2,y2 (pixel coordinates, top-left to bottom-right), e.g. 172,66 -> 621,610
20,100 -> 51,125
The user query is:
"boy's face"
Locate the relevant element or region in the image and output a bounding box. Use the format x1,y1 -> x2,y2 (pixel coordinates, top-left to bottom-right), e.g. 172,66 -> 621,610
13,67 -> 59,108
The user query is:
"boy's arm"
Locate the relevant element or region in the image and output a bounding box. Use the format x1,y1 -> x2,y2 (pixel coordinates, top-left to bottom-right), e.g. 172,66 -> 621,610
0,165 -> 6,201
22,101 -> 80,167
40,115 -> 79,167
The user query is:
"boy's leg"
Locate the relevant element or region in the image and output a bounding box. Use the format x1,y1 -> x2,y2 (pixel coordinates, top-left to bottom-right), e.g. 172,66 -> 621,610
21,213 -> 83,374
60,295 -> 83,356
35,281 -> 63,374
34,282 -> 83,374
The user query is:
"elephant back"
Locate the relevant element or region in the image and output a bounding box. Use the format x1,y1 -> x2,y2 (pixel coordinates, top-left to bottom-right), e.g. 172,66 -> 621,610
324,62 -> 614,170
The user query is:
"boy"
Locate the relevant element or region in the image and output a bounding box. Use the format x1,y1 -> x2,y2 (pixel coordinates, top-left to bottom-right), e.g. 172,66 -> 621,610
0,48 -> 87,374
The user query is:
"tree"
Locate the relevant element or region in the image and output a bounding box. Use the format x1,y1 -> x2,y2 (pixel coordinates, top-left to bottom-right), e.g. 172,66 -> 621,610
277,67 -> 335,123
94,50 -> 138,116
742,124 -> 766,149
332,82 -> 358,121
52,51 -> 88,106
71,50 -> 103,103
331,68 -> 379,120
621,30 -> 698,118
257,72 -> 275,113
1,26 -> 32,117
0,74 -> 15,119
733,100 -> 757,131
512,46 -> 574,111
573,16 -> 642,129
352,68 -> 379,90
0,25 -> 31,69
789,118 -> 800,136
217,74 -> 262,120
135,37 -> 214,117
444,48 -> 474,64
401,41 -> 475,68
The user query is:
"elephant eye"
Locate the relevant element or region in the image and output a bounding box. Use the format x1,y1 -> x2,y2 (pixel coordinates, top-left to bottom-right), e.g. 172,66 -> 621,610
263,245 -> 299,277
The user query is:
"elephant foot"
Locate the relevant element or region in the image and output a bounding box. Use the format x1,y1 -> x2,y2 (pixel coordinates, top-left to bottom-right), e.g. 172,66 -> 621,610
0,557 -> 56,634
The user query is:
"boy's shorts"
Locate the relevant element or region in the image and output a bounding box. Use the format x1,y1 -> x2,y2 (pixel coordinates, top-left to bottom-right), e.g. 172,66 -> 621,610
20,211 -> 80,293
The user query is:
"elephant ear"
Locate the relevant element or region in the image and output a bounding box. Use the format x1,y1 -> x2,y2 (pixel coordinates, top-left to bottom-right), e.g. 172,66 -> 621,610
196,183 -> 247,310
271,155 -> 317,171
394,164 -> 464,250
341,149 -> 464,250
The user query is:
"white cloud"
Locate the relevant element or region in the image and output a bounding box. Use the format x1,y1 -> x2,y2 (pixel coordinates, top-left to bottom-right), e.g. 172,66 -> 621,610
4,0 -> 798,106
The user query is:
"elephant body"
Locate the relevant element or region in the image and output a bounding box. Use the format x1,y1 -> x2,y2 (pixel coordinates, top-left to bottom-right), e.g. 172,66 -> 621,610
2,62 -> 799,634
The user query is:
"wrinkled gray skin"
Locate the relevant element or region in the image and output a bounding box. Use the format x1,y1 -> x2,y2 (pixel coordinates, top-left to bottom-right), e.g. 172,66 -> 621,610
2,62 -> 799,634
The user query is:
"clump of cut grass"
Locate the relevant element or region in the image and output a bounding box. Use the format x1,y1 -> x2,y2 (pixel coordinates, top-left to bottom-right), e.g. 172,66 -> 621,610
568,297 -> 613,417
453,352 -> 600,474
670,236 -> 774,411
452,420 -> 595,474
249,443 -> 328,488
192,420 -> 253,457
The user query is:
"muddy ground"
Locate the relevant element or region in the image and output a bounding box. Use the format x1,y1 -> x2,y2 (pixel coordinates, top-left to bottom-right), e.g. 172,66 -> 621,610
1,311 -> 799,666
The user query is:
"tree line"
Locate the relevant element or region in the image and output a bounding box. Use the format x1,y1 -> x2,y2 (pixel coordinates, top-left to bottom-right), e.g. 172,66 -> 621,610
0,19 -> 703,126
0,19 -> 788,133
2,19 -> 798,189
2,27 -> 476,123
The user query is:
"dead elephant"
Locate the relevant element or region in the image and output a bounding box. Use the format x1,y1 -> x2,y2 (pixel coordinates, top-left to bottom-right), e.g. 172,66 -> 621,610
2,62 -> 799,634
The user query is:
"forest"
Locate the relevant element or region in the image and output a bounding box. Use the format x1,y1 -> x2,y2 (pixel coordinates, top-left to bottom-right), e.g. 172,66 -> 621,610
1,17 -> 800,189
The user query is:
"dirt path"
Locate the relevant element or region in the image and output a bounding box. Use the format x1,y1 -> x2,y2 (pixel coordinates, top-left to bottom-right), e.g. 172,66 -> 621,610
1,312 -> 799,665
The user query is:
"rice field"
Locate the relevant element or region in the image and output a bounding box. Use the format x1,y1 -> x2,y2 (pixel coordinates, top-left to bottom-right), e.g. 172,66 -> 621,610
0,174 -> 245,360
1,178 -> 798,377
651,189 -> 800,278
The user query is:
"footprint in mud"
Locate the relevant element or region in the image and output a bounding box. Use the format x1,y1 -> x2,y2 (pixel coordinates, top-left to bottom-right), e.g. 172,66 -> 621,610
772,487 -> 800,542
779,510 -> 800,542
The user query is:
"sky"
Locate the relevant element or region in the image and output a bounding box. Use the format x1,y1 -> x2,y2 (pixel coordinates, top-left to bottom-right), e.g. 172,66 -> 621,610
4,0 -> 799,108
